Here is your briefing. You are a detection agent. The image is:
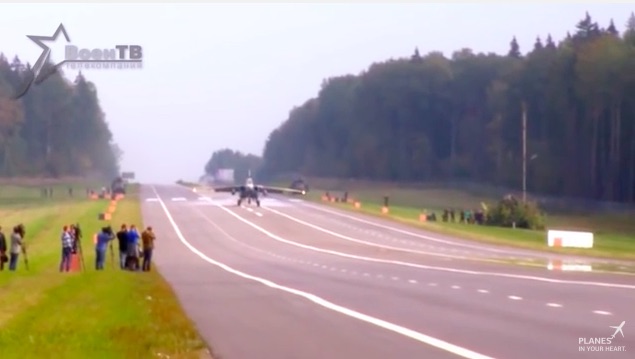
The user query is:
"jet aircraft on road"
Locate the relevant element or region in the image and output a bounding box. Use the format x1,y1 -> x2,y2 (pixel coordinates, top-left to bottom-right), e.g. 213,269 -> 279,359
213,172 -> 306,207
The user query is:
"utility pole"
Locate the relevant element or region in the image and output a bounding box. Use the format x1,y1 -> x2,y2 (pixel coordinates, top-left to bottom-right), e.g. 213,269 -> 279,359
521,101 -> 527,203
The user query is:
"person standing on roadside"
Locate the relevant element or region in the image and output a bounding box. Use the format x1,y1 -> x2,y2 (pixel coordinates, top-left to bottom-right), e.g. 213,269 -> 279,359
126,225 -> 140,271
141,226 -> 156,272
95,227 -> 112,270
0,226 -> 7,271
116,224 -> 128,269
59,225 -> 73,272
9,226 -> 23,271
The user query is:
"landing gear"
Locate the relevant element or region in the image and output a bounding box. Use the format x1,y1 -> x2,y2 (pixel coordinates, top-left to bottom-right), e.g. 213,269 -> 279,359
247,198 -> 252,204
237,198 -> 242,206
256,200 -> 261,207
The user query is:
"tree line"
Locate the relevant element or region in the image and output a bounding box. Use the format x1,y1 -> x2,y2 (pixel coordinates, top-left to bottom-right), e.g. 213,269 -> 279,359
0,55 -> 120,178
256,13 -> 635,204
204,148 -> 263,183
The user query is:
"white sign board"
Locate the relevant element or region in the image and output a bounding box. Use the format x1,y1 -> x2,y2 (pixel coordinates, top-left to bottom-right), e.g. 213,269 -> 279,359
547,230 -> 594,249
215,168 -> 234,183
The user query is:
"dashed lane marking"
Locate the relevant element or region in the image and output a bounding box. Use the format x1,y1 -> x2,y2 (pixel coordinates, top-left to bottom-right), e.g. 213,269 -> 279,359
592,310 -> 612,315
216,201 -> 635,290
152,186 -> 497,359
190,192 -> 620,323
300,202 -> 522,255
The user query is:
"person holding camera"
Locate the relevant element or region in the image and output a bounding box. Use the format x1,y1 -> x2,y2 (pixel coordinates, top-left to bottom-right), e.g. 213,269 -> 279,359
126,224 -> 141,271
95,226 -> 113,270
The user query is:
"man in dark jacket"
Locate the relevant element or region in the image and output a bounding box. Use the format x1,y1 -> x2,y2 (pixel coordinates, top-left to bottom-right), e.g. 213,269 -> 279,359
116,224 -> 128,270
0,226 -> 7,271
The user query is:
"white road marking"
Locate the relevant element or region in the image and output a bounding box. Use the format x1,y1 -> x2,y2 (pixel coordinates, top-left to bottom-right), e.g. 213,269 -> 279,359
451,285 -> 461,289
255,212 -> 263,217
592,310 -> 612,315
408,279 -> 417,284
247,208 -> 254,212
363,273 -> 370,276
391,276 -> 399,281
428,283 -> 438,287
301,202 -> 521,255
145,198 -> 159,202
171,197 -> 187,201
477,289 -> 489,294
151,187 -> 497,359
508,296 -> 523,301
263,206 -> 474,262
214,201 -> 635,290
546,303 -> 562,308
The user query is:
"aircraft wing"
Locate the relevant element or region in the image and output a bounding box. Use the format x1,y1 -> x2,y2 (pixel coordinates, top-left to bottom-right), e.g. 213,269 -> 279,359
213,185 -> 239,193
258,185 -> 306,195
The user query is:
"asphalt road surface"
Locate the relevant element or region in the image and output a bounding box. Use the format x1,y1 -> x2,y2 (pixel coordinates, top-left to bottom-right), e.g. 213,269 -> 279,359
142,184 -> 635,359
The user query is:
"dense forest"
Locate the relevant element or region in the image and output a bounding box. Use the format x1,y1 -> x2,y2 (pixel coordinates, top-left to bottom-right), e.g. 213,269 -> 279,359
204,148 -> 263,183
0,55 -> 120,178
258,13 -> 635,204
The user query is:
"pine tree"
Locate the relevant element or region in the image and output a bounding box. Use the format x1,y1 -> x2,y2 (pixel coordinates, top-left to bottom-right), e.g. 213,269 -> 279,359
533,36 -> 544,51
508,37 -> 521,58
545,34 -> 556,50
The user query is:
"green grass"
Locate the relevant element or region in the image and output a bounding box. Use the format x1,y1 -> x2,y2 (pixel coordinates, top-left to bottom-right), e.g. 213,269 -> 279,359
299,180 -> 635,261
0,183 -> 212,358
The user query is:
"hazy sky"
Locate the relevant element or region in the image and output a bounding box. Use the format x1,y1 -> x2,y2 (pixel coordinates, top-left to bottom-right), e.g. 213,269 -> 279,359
2,3 -> 633,184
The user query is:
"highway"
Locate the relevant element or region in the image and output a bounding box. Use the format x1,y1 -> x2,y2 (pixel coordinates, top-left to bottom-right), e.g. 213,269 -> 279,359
142,184 -> 635,359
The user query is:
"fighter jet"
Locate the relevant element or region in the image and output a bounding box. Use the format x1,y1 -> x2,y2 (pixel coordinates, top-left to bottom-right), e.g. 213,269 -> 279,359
212,171 -> 306,207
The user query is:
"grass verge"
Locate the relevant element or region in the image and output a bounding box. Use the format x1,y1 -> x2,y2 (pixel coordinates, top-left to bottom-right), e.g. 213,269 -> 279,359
0,184 -> 211,359
299,184 -> 635,261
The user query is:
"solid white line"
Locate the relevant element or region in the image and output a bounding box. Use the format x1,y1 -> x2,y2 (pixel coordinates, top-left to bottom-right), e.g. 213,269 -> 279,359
451,285 -> 461,289
156,186 -> 501,357
477,289 -> 489,294
592,310 -> 612,315
171,197 -> 187,201
507,296 -> 523,301
221,202 -> 635,290
408,279 -> 418,284
301,202 -> 518,254
255,212 -> 263,217
546,303 -> 562,308
262,206 -> 474,261
247,208 -> 254,212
